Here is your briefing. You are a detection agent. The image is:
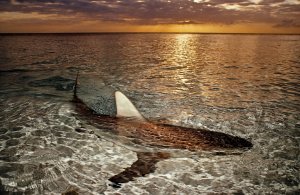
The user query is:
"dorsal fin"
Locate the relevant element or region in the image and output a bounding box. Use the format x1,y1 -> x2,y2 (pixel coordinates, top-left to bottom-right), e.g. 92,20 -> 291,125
73,71 -> 79,99
115,91 -> 145,121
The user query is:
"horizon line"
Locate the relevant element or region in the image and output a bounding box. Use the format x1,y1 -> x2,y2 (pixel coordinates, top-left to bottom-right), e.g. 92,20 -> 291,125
0,32 -> 299,35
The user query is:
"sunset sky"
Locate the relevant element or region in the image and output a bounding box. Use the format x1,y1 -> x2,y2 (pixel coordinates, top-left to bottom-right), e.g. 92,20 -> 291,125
0,0 -> 299,33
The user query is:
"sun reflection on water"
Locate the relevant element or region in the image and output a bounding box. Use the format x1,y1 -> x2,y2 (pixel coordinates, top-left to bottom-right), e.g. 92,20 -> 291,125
171,34 -> 197,93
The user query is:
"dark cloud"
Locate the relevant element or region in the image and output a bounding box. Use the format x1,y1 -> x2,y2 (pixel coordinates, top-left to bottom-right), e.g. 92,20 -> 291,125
274,19 -> 300,27
0,0 -> 299,27
209,0 -> 250,4
258,0 -> 286,5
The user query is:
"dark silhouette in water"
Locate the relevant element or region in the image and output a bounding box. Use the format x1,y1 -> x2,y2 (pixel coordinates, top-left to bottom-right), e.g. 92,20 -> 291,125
73,74 -> 253,187
108,152 -> 170,188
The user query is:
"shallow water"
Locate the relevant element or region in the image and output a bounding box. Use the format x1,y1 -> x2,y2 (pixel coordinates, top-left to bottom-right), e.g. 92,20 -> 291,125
0,34 -> 299,194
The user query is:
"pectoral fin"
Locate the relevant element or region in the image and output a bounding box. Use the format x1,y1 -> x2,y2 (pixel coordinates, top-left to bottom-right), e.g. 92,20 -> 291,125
109,152 -> 170,187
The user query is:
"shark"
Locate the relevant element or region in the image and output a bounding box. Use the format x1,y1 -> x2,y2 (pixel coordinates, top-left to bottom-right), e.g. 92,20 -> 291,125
73,74 -> 253,187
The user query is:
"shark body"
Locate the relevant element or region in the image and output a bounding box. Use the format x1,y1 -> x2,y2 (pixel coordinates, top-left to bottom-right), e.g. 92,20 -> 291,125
73,74 -> 252,186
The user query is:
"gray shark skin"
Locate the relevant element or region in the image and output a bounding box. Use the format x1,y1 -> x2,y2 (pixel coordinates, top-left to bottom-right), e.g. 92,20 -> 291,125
73,74 -> 253,187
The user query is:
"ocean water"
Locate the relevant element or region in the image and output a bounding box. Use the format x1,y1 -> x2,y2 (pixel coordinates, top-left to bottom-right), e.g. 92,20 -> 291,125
0,33 -> 299,194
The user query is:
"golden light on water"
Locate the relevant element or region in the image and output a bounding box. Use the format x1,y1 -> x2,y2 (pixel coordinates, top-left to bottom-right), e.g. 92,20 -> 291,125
172,34 -> 195,91
162,33 -> 288,106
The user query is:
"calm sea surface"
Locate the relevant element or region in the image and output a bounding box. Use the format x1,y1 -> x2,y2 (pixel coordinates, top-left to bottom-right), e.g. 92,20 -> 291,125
0,34 -> 299,194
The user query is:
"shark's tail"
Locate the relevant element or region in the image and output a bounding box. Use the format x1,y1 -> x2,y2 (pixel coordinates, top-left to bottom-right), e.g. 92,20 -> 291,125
109,152 -> 170,187
73,71 -> 79,99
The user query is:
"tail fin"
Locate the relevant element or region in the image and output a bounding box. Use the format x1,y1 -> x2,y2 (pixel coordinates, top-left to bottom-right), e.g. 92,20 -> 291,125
73,71 -> 79,98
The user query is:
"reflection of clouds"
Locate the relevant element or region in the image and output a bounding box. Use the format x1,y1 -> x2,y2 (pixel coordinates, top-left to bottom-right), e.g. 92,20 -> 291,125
0,0 -> 299,27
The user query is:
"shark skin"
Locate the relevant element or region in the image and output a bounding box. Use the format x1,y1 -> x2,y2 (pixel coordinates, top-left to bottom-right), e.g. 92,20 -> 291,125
73,76 -> 253,187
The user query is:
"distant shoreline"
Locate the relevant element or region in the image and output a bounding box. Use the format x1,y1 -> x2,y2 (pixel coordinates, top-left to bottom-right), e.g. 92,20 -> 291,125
0,32 -> 299,36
